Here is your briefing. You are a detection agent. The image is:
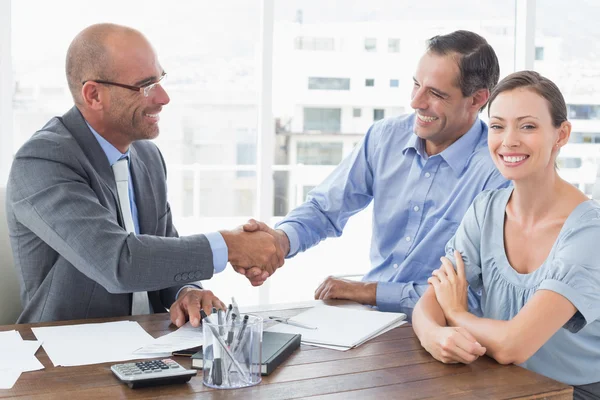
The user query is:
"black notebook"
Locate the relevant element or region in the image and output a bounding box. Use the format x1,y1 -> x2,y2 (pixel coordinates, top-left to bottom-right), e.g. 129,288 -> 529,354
191,331 -> 301,375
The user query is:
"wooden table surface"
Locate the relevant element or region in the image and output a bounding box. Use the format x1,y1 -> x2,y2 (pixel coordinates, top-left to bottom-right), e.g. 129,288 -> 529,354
0,301 -> 573,399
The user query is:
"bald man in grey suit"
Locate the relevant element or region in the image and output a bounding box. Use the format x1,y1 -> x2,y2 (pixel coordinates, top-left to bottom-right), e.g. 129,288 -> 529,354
6,24 -> 279,324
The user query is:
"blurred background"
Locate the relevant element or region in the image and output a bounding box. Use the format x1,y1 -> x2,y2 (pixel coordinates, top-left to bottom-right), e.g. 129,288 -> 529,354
1,0 -> 599,306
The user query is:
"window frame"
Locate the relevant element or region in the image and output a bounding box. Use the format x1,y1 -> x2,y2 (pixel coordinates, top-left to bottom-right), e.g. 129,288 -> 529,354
1,0 -> 540,305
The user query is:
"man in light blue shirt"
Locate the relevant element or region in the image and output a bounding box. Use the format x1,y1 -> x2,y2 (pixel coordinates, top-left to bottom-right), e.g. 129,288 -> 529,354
242,30 -> 509,319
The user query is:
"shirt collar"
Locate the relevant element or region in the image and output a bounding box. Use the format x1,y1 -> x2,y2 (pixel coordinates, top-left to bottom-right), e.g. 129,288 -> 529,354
402,117 -> 483,177
402,132 -> 424,157
438,118 -> 483,177
86,121 -> 130,166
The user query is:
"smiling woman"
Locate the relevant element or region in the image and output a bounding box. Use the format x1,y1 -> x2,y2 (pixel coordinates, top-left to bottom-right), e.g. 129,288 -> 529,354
487,70 -> 569,178
412,71 -> 600,400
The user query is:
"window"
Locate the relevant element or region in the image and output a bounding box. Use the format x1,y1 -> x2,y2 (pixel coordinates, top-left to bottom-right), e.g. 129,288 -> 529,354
302,185 -> 316,201
294,36 -> 334,51
303,108 -> 341,132
373,109 -> 385,121
568,104 -> 600,120
389,79 -> 399,88
308,77 -> 350,90
557,157 -> 582,169
365,79 -> 375,87
388,38 -> 400,53
364,38 -> 377,52
0,0 -> 529,308
536,0 -> 600,201
353,108 -> 362,118
236,142 -> 256,178
297,142 -> 343,165
535,46 -> 544,61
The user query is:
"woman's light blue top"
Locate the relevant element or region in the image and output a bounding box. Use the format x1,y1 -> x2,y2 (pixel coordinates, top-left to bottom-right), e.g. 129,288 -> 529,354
445,188 -> 600,385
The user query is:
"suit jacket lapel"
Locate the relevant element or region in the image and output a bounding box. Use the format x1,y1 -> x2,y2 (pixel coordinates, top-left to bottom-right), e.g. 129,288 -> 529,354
60,106 -> 120,201
61,106 -> 158,235
129,146 -> 158,235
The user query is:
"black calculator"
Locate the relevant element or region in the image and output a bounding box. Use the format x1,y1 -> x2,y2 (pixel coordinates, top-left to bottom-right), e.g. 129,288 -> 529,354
110,358 -> 197,389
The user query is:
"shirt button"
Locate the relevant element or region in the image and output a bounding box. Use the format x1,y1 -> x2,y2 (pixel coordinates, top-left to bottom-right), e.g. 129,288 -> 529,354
424,172 -> 431,178
405,236 -> 411,242
393,263 -> 399,269
413,206 -> 420,212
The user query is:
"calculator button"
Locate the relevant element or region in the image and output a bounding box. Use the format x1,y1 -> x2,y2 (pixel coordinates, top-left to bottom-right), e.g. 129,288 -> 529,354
143,370 -> 153,373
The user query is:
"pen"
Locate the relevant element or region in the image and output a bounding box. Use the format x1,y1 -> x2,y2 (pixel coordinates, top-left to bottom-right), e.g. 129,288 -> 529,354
269,316 -> 318,330
217,309 -> 225,336
237,315 -> 249,342
227,313 -> 237,346
232,315 -> 249,353
225,304 -> 233,323
211,330 -> 223,385
200,310 -> 248,382
231,297 -> 240,318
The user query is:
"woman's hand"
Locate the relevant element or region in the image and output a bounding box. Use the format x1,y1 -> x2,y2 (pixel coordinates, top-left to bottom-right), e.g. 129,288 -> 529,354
428,250 -> 469,321
422,326 -> 486,364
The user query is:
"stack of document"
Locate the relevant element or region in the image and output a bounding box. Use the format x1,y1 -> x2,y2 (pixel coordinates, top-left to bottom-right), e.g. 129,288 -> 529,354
0,330 -> 44,389
266,304 -> 406,351
32,321 -> 171,367
133,321 -> 203,354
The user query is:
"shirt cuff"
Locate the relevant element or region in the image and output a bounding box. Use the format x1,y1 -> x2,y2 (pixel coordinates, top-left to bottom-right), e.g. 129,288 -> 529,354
376,282 -> 422,317
205,231 -> 228,273
276,223 -> 300,258
175,284 -> 202,301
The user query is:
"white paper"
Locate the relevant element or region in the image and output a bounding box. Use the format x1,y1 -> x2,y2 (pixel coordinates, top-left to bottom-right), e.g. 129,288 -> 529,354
0,330 -> 44,389
134,322 -> 203,354
32,321 -> 170,367
266,305 -> 406,349
0,341 -> 44,372
0,368 -> 21,390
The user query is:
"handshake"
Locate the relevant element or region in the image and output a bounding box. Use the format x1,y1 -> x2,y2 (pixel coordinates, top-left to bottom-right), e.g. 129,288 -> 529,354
220,219 -> 290,286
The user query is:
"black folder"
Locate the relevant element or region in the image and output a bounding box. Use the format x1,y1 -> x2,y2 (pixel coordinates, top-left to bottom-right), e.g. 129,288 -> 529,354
191,331 -> 301,375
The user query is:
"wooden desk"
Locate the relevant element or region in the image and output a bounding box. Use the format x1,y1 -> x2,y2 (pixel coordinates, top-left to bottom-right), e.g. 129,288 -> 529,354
0,301 -> 573,399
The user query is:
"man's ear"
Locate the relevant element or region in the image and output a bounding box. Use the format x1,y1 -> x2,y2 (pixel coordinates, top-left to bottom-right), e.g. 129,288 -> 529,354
81,82 -> 106,111
471,88 -> 490,112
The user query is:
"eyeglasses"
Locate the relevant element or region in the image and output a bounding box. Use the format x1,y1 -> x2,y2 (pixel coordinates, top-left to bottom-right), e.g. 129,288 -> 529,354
82,72 -> 167,97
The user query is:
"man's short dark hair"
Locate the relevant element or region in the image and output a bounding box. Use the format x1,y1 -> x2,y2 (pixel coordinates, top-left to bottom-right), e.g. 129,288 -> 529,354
427,30 -> 500,111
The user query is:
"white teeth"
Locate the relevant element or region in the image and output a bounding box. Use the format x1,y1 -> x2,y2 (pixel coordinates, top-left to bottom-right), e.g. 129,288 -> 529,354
503,155 -> 527,163
145,113 -> 159,118
417,114 -> 438,122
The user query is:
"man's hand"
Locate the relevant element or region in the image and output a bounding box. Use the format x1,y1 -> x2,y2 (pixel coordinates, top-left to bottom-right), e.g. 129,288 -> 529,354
228,219 -> 290,286
220,226 -> 283,275
243,219 -> 290,259
170,288 -> 226,328
232,265 -> 270,287
428,250 -> 469,319
421,326 -> 486,364
314,276 -> 377,306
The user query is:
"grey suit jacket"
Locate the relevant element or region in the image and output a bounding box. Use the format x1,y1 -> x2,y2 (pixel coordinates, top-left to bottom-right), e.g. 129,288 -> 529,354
6,106 -> 215,323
